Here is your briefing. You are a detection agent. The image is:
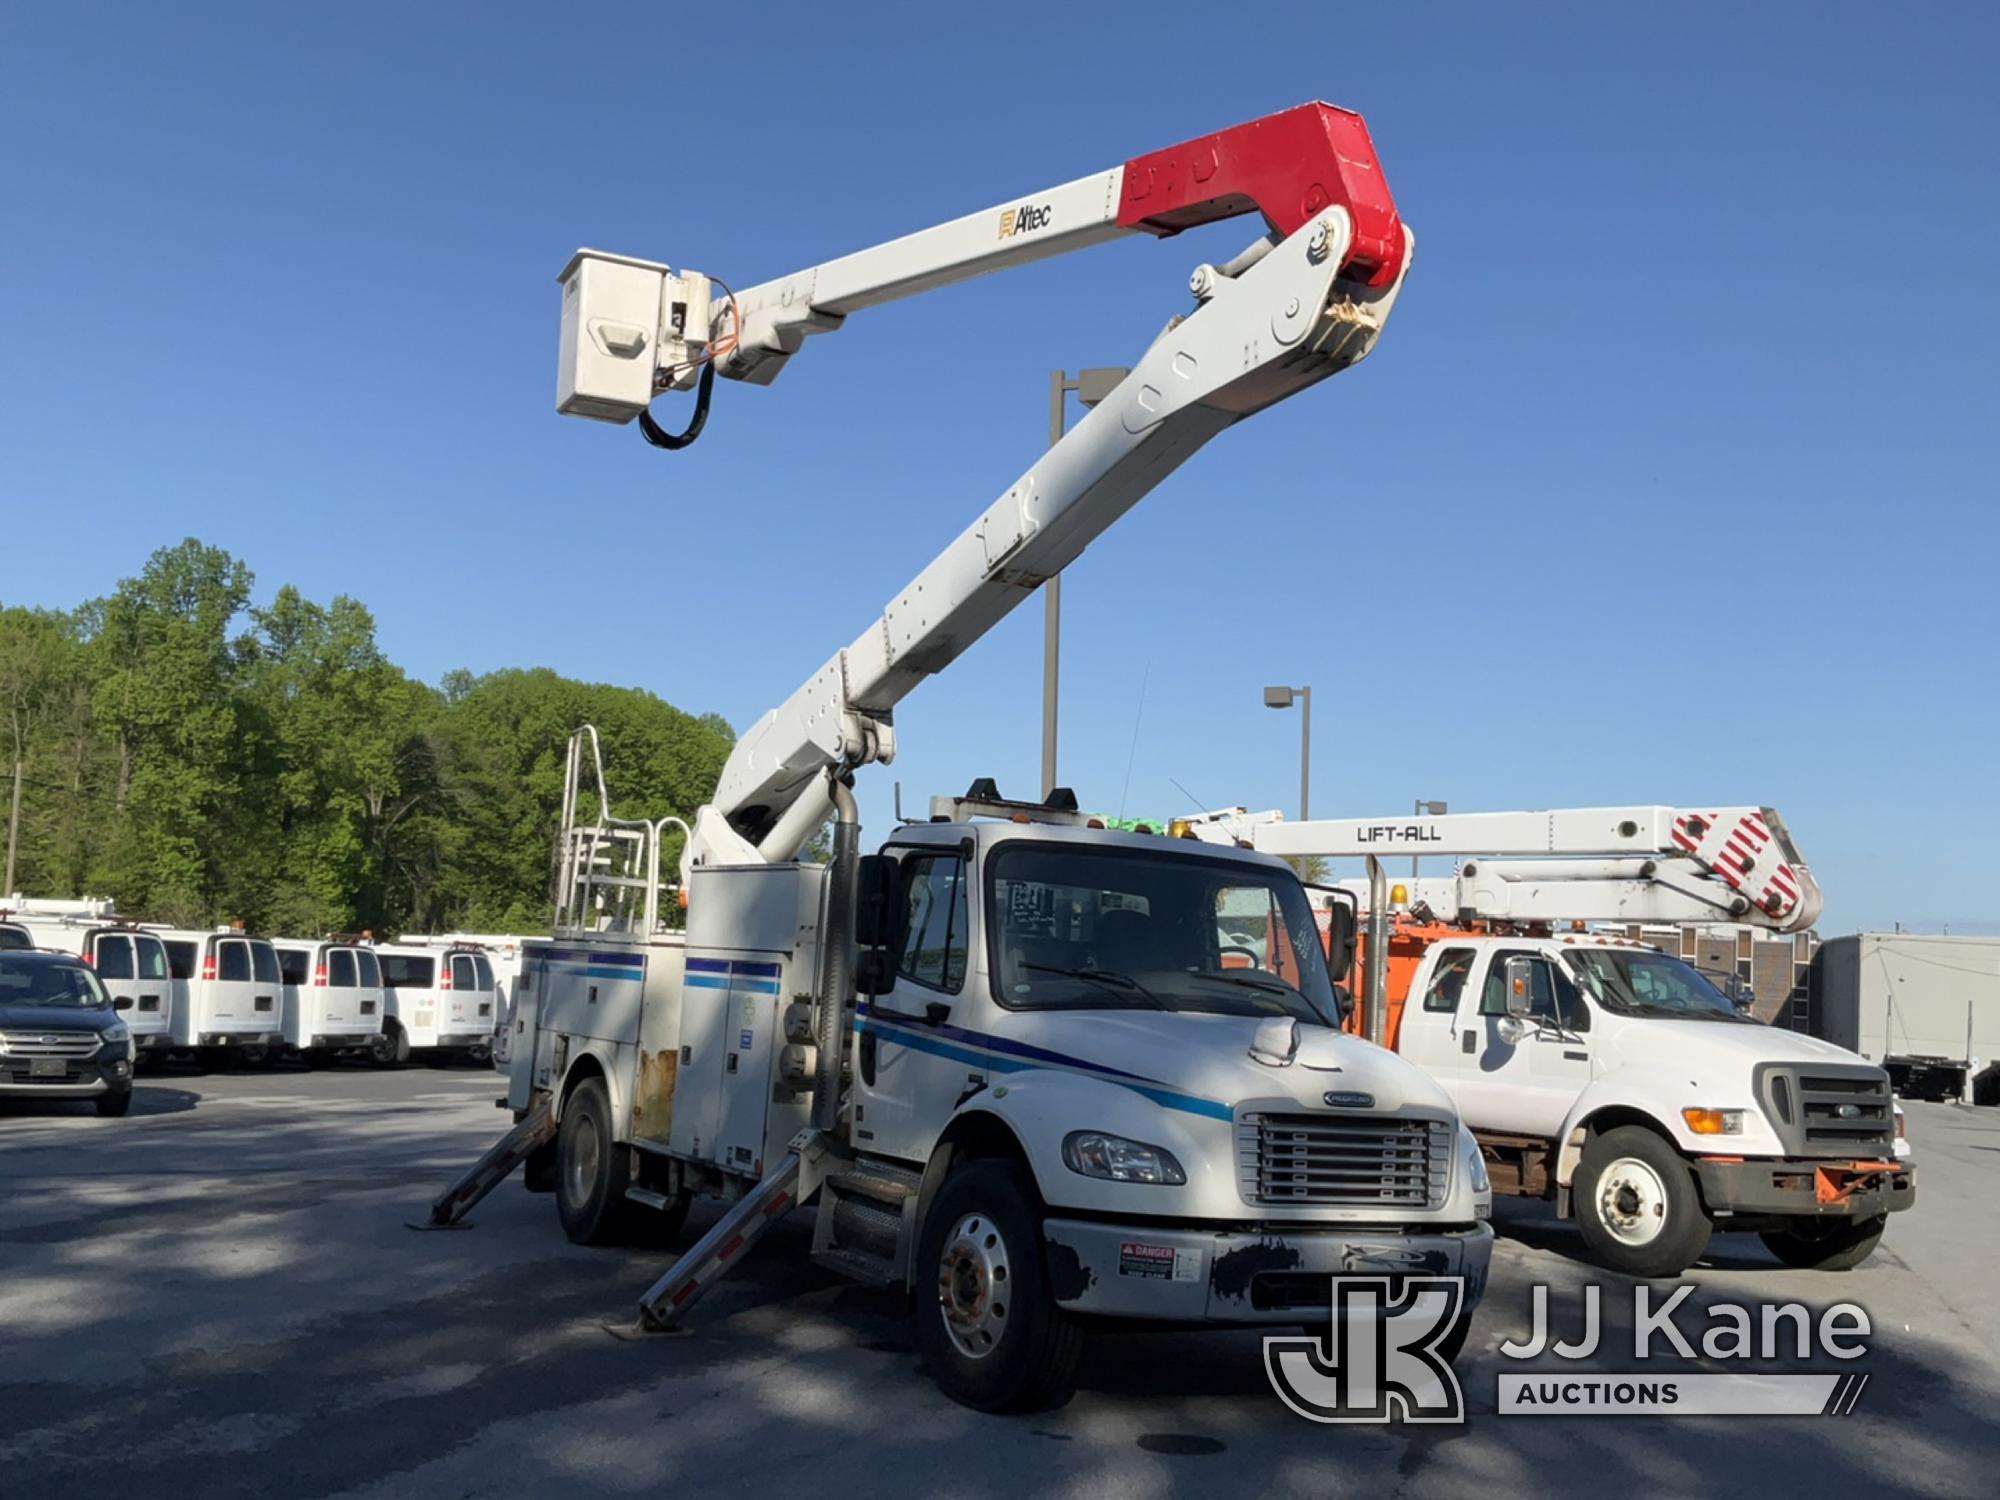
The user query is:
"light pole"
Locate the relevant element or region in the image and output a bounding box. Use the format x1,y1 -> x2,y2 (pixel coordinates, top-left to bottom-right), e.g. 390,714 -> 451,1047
1411,797 -> 1448,877
1263,684 -> 1312,820
1041,366 -> 1129,797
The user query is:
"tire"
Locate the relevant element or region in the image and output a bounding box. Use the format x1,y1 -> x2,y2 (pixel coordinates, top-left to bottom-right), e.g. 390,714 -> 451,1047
1574,1125 -> 1712,1277
372,1023 -> 410,1068
914,1160 -> 1084,1412
555,1078 -> 631,1245
95,1087 -> 133,1118
1760,1215 -> 1888,1272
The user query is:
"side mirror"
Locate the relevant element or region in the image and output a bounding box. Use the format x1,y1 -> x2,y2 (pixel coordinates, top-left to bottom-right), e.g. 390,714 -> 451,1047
1323,896 -> 1357,981
854,948 -> 897,997
1502,957 -> 1535,1020
853,854 -> 899,949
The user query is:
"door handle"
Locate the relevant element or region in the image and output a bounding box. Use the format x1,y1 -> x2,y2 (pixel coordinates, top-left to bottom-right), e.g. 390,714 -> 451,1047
1460,1030 -> 1476,1054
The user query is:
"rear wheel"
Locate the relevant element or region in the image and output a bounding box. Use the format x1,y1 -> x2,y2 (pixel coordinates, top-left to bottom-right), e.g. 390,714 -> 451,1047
914,1160 -> 1083,1412
1574,1125 -> 1712,1277
94,1087 -> 133,1118
556,1078 -> 631,1245
372,1023 -> 410,1067
1760,1215 -> 1887,1271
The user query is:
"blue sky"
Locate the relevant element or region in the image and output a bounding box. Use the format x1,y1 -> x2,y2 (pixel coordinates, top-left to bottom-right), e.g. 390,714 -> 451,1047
3,3 -> 1995,934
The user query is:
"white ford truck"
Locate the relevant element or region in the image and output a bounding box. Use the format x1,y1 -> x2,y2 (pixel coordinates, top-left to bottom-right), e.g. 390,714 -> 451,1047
1396,933 -> 1913,1277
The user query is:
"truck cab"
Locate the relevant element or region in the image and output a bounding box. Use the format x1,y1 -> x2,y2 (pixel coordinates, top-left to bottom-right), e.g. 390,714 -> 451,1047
1396,933 -> 1914,1276
511,798 -> 1493,1411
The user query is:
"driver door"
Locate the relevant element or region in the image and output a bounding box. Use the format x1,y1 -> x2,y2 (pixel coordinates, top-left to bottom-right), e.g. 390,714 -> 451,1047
1461,949 -> 1593,1137
853,851 -> 973,1166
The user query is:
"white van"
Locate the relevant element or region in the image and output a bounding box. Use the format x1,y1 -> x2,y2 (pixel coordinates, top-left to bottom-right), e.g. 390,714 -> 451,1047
394,933 -> 533,1064
271,938 -> 389,1060
0,908 -> 175,1057
374,942 -> 496,1063
147,926 -> 286,1056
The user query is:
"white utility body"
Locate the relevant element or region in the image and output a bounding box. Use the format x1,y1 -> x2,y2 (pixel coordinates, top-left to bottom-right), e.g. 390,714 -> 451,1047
1188,804 -> 1914,1276
439,102 -> 1498,1412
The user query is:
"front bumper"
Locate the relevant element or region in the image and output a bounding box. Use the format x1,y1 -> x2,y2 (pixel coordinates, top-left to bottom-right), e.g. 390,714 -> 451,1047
1041,1218 -> 1494,1324
1696,1157 -> 1916,1219
0,1055 -> 132,1097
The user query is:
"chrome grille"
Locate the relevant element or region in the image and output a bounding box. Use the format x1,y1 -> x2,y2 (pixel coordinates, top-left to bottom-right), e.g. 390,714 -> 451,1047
1238,1112 -> 1452,1207
0,1028 -> 103,1059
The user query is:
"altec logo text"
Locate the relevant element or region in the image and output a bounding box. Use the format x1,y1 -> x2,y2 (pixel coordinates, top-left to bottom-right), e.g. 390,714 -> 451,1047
998,202 -> 1053,238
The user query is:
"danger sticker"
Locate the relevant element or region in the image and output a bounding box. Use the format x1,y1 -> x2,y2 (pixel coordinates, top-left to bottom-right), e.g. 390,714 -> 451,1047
1119,1242 -> 1176,1279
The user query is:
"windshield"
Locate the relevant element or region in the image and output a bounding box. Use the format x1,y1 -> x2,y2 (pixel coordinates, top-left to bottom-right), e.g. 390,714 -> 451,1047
987,842 -> 1339,1025
1564,948 -> 1750,1022
0,925 -> 30,951
0,955 -> 110,1008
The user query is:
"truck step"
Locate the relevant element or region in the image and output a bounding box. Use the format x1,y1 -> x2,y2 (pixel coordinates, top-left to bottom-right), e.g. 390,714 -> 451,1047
826,1162 -> 922,1204
624,1185 -> 674,1211
810,1243 -> 901,1289
831,1194 -> 904,1258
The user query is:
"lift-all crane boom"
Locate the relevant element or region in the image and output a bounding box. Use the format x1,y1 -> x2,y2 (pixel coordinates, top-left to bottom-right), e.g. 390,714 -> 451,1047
555,102 -> 1412,877
1181,804 -> 1821,1044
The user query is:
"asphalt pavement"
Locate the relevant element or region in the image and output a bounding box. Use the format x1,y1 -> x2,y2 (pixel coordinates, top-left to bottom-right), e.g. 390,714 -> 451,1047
2,1061 -> 1995,1498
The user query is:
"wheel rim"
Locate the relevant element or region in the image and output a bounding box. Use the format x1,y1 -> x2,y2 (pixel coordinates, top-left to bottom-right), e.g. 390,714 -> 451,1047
936,1212 -> 1011,1361
1596,1156 -> 1670,1246
566,1116 -> 600,1205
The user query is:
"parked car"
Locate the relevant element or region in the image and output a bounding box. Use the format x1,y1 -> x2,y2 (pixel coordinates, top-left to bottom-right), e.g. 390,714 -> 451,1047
0,913 -> 174,1059
0,948 -> 136,1115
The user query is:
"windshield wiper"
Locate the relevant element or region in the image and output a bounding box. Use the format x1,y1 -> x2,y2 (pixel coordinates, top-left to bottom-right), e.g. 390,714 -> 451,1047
1020,963 -> 1168,1009
1191,970 -> 1333,1024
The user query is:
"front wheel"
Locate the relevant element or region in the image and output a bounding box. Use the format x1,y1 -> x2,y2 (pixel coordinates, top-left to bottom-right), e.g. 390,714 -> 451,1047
914,1160 -> 1084,1412
555,1078 -> 631,1245
1760,1215 -> 1887,1271
1574,1125 -> 1712,1277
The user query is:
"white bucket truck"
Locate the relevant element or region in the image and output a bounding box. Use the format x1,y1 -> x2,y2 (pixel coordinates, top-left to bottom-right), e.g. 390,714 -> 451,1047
435,101 -> 1495,1410
1187,805 -> 1916,1277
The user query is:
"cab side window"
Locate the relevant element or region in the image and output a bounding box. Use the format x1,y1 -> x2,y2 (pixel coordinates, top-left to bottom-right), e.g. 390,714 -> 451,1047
1480,951 -> 1589,1031
278,948 -> 311,986
1421,948 -> 1476,1012
898,856 -> 968,993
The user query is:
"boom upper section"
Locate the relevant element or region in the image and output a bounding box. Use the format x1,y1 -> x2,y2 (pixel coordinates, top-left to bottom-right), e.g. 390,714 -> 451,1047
555,103 -> 1413,876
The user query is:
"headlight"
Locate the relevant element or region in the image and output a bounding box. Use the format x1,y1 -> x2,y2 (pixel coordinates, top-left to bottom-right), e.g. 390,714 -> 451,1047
1682,1107 -> 1746,1136
102,1021 -> 131,1045
1458,1125 -> 1490,1195
1062,1131 -> 1186,1186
